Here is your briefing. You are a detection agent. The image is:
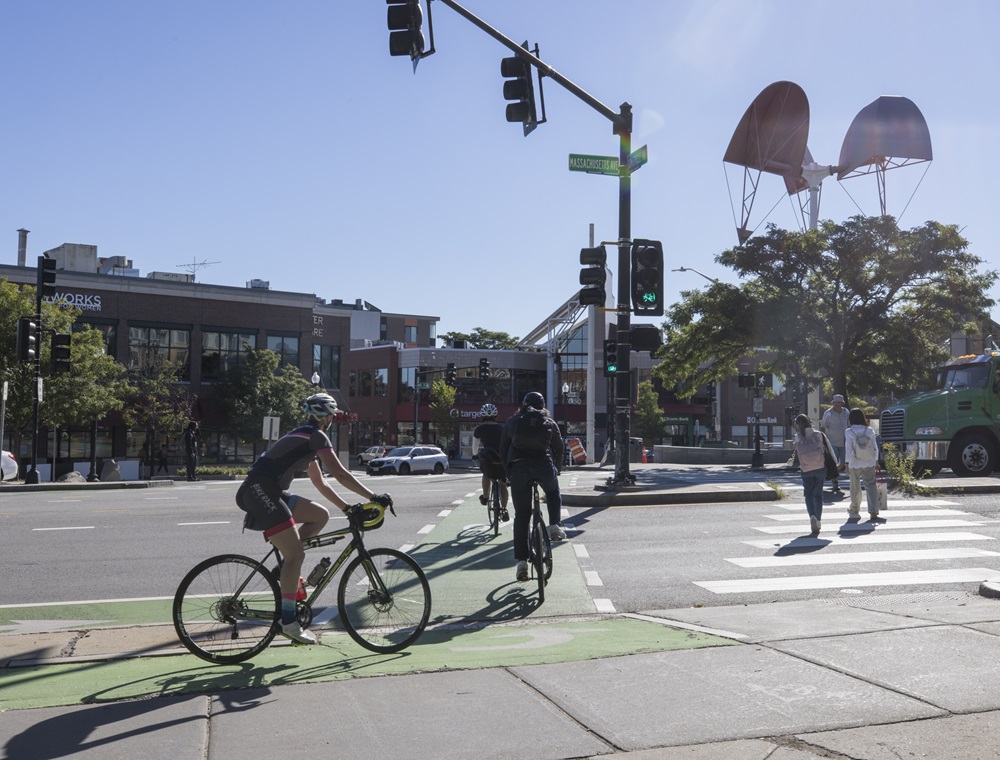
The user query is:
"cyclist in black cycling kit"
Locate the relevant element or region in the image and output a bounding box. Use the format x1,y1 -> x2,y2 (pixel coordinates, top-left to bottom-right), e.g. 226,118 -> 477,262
473,403 -> 508,519
236,392 -> 391,644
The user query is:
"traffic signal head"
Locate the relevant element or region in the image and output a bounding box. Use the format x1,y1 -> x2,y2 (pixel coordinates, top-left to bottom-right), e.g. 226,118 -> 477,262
579,245 -> 607,306
738,373 -> 755,389
630,239 -> 664,316
603,339 -> 618,377
16,316 -> 38,362
37,256 -> 57,300
501,42 -> 537,135
51,333 -> 71,375
479,357 -> 490,381
387,0 -> 425,60
446,362 -> 457,386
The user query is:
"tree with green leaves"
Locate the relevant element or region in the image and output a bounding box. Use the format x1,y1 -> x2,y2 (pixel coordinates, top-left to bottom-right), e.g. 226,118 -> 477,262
0,279 -> 128,458
442,328 -> 519,350
632,380 -> 667,446
213,347 -> 315,458
121,352 -> 192,476
429,379 -> 458,450
655,216 -> 997,400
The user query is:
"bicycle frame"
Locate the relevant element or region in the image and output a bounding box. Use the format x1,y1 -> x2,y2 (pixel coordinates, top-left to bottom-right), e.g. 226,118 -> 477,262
260,516 -> 390,610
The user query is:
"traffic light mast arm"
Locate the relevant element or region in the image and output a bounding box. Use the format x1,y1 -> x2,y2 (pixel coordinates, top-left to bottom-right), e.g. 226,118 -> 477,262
432,0 -> 629,133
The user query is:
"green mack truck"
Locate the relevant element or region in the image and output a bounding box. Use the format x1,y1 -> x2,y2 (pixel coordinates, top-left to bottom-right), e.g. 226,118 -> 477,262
880,351 -> 1000,477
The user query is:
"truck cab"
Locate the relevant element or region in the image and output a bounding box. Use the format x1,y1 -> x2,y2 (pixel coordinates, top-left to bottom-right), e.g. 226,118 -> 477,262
880,352 -> 1000,477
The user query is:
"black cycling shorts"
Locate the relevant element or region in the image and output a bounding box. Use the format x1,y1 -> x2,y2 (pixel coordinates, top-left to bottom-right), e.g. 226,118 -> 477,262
236,477 -> 298,538
478,449 -> 507,481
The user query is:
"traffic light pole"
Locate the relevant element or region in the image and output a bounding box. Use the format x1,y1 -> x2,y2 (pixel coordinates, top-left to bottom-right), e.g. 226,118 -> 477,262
25,281 -> 43,485
614,105 -> 634,486
429,0 -> 637,485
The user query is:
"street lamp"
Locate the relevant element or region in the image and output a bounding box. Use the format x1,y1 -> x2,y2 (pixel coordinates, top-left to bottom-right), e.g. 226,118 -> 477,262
311,371 -> 321,386
671,267 -> 719,284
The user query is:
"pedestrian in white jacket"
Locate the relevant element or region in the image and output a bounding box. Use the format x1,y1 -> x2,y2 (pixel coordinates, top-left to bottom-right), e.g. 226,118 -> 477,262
845,408 -> 881,520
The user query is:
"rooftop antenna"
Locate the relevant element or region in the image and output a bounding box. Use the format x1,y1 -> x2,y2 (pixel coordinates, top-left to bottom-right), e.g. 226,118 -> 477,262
176,258 -> 221,281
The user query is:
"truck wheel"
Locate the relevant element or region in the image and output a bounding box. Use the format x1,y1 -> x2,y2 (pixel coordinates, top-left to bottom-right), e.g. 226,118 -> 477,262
948,433 -> 996,477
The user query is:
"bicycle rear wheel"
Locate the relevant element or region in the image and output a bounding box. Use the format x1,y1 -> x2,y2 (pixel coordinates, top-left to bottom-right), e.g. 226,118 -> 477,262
531,518 -> 549,602
487,482 -> 501,536
173,554 -> 280,664
337,548 -> 431,653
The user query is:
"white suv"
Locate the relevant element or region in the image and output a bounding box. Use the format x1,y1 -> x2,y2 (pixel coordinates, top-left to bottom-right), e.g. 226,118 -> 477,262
366,446 -> 449,476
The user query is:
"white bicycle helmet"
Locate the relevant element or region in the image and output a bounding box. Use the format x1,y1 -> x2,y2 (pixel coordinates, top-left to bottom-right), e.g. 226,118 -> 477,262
303,392 -> 338,417
480,403 -> 498,419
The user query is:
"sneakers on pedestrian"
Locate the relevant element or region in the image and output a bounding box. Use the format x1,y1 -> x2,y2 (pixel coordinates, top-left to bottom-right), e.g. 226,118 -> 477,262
810,516 -> 821,536
479,494 -> 488,506
516,560 -> 529,582
549,523 -> 567,541
279,620 -> 317,645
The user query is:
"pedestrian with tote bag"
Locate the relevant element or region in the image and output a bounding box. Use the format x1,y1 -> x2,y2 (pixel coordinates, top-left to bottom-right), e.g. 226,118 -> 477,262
792,414 -> 838,537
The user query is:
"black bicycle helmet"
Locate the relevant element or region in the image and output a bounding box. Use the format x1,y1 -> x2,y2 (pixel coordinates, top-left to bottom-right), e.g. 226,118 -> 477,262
523,392 -> 545,409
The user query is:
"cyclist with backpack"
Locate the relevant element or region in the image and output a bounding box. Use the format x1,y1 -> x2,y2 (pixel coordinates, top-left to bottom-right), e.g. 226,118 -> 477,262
473,403 -> 509,520
499,392 -> 566,582
236,392 -> 392,645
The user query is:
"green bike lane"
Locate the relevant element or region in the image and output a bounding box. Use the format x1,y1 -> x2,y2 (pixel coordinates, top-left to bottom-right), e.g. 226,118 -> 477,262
0,496 -> 736,711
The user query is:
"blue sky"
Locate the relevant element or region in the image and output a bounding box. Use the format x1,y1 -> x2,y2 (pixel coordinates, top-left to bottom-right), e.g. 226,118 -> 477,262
2,1 -> 997,341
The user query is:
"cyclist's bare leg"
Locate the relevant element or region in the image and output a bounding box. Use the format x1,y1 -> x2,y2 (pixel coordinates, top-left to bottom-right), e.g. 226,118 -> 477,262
499,481 -> 509,509
481,473 -> 491,503
268,524 -> 306,596
291,498 -> 330,541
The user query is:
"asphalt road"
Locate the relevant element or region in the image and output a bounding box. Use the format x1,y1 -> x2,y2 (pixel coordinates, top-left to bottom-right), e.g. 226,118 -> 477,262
5,471 -> 1000,615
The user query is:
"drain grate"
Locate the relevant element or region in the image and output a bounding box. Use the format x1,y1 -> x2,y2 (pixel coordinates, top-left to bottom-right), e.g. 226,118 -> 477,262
819,590 -> 978,607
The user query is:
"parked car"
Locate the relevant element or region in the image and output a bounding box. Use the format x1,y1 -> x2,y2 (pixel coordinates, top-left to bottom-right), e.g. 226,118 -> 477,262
1,450 -> 18,482
366,446 -> 449,476
357,445 -> 390,466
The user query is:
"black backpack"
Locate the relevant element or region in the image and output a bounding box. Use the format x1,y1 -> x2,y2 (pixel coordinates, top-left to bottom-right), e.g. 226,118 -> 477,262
511,409 -> 551,453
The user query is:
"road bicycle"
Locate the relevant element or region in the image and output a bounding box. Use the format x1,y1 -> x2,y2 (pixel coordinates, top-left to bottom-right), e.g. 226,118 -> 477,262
172,503 -> 431,665
528,481 -> 553,602
485,475 -> 508,537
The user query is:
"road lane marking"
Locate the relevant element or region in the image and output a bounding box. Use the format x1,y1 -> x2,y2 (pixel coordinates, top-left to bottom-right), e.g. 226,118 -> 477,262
584,571 -> 603,586
178,521 -> 231,526
32,526 -> 94,531
772,499 -> 959,511
573,544 -> 590,559
726,547 -> 1000,567
437,510 -> 452,517
695,567 -> 1000,594
399,544 -> 415,553
417,524 -> 435,534
593,599 -> 616,613
752,519 -> 983,534
743,532 -> 995,549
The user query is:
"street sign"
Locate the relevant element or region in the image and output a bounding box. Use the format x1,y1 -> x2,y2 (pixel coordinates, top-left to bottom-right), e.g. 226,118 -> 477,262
568,154 -> 620,176
627,144 -> 648,172
417,381 -> 430,389
262,415 -> 281,442
752,397 -> 763,413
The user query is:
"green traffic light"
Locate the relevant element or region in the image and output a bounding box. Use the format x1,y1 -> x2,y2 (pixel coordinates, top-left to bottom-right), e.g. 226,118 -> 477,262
607,364 -> 617,374
642,293 -> 657,304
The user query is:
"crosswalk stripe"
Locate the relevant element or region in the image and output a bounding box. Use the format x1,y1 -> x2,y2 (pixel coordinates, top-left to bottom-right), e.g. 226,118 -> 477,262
695,567 -> 1000,594
763,509 -> 971,521
772,499 -> 958,510
726,547 -> 1000,568
753,519 -> 982,534
743,531 -> 995,549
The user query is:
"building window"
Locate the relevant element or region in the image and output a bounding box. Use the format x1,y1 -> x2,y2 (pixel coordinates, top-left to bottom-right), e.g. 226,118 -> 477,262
360,369 -> 373,396
312,344 -> 342,390
403,325 -> 417,343
202,331 -> 256,380
374,368 -> 388,397
267,334 -> 299,368
128,325 -> 191,379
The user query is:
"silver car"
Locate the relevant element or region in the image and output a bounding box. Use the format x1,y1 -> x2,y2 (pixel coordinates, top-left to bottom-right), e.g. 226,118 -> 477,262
366,446 -> 449,476
357,445 -> 390,466
1,450 -> 19,482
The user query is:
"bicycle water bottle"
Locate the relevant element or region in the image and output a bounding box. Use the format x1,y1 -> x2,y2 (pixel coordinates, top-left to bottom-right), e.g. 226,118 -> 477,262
306,557 -> 331,586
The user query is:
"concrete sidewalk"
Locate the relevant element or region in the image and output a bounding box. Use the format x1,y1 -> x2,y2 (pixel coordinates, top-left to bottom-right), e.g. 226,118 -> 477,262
4,591 -> 1000,758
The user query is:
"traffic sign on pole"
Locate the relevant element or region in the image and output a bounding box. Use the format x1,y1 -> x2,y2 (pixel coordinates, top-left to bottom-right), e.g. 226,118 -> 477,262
568,154 -> 619,176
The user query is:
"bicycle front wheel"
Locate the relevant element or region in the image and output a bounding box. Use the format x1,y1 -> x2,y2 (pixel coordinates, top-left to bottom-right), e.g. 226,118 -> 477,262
337,548 -> 431,654
173,554 -> 280,664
